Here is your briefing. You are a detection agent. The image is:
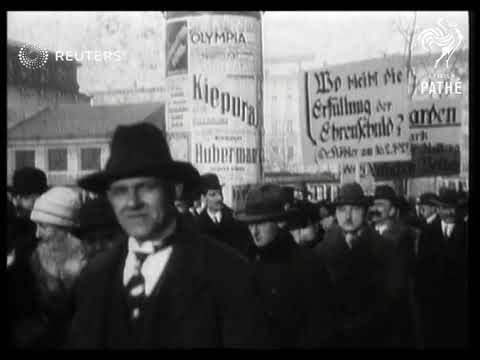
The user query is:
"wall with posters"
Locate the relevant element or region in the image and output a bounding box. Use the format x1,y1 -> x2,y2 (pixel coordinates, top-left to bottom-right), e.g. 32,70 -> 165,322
300,56 -> 410,168
165,12 -> 263,208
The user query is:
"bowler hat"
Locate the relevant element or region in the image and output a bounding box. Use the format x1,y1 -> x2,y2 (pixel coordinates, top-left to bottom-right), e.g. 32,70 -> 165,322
78,122 -> 198,194
235,184 -> 299,224
373,185 -> 399,206
200,173 -> 223,193
333,182 -> 370,207
12,167 -> 48,196
432,187 -> 459,207
417,192 -> 439,206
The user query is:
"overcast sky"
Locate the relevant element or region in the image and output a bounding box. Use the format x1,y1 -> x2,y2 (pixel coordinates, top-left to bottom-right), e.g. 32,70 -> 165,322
8,11 -> 469,93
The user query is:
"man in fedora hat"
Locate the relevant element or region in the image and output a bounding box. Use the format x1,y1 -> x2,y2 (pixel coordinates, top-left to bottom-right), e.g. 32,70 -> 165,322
415,188 -> 467,348
196,172 -> 251,257
417,192 -> 440,225
68,122 -> 270,348
236,184 -> 337,347
9,167 -> 49,269
371,185 -> 418,346
313,182 -> 404,347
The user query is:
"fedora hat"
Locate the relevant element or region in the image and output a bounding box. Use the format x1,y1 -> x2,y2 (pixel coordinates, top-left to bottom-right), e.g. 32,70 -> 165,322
417,192 -> 440,206
12,167 -> 48,196
78,122 -> 199,194
333,182 -> 370,207
200,173 -> 223,193
432,187 -> 459,207
373,185 -> 399,206
235,184 -> 299,224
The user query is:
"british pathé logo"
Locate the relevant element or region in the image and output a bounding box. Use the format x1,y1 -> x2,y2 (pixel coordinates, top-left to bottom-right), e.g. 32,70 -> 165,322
18,44 -> 49,70
417,18 -> 463,69
190,31 -> 247,45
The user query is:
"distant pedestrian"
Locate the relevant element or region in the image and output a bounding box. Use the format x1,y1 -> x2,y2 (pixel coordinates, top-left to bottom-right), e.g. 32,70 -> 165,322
196,173 -> 252,256
8,187 -> 86,348
416,188 -> 467,348
371,185 -> 418,347
10,167 -> 49,264
313,182 -> 405,347
237,184 -> 337,347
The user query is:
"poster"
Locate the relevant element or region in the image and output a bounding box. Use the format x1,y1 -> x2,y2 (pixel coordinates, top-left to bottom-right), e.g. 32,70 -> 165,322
373,98 -> 462,179
166,12 -> 263,207
166,20 -> 189,76
300,56 -> 410,166
166,75 -> 191,132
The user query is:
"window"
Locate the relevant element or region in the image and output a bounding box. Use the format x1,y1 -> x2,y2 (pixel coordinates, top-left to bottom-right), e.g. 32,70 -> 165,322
15,150 -> 35,169
81,148 -> 101,171
48,148 -> 68,171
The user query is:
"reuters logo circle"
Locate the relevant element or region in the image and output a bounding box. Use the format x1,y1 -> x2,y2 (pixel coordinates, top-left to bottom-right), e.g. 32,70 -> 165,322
18,44 -> 48,70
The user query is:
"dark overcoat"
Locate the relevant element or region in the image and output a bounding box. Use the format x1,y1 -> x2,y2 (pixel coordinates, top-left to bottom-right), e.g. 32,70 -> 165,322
246,229 -> 337,347
313,224 -> 403,347
415,216 -> 467,348
196,205 -> 251,256
380,219 -> 418,347
66,215 -> 271,348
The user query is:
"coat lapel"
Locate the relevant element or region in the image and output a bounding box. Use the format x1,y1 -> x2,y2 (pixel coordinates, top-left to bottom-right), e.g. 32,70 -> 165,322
322,226 -> 354,283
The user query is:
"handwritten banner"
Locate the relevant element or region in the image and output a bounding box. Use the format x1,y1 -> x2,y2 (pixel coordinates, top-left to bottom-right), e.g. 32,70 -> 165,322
300,56 -> 410,166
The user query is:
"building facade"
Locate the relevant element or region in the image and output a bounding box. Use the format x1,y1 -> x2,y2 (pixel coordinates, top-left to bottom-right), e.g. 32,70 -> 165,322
7,103 -> 165,186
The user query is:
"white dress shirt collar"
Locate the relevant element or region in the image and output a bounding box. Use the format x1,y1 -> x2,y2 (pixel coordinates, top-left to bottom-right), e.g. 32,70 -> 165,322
441,220 -> 455,238
123,242 -> 173,296
123,220 -> 176,296
207,209 -> 222,224
426,213 -> 438,224
375,223 -> 389,235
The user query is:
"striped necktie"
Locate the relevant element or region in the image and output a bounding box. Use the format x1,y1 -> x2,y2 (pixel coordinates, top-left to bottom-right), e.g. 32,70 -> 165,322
125,251 -> 150,323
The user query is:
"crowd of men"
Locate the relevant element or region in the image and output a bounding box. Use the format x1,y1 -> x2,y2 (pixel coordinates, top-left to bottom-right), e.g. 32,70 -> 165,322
7,121 -> 468,348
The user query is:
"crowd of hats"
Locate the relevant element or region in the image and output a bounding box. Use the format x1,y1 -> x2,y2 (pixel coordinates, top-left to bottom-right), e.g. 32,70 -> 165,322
8,122 -> 468,234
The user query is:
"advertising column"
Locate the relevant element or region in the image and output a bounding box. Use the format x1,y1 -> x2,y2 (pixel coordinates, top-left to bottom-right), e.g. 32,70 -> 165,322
165,11 -> 263,208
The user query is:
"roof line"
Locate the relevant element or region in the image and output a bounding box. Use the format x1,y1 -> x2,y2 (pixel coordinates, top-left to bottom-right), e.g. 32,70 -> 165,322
7,105 -> 53,131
